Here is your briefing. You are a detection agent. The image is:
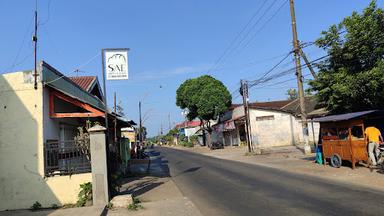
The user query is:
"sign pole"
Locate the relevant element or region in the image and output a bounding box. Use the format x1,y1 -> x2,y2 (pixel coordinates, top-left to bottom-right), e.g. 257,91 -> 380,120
101,49 -> 109,131
100,49 -> 111,200
101,48 -> 129,200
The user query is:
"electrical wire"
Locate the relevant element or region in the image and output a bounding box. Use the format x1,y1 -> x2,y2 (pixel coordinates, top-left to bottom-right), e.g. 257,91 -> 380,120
248,54 -> 330,88
43,51 -> 101,85
206,0 -> 269,75
217,0 -> 280,66
239,0 -> 289,52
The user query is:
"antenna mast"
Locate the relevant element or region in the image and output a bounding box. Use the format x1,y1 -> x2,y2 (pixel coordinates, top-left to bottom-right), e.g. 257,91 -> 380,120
33,3 -> 38,89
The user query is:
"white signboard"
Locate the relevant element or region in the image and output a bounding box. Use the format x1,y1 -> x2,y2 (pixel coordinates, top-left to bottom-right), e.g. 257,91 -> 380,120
104,50 -> 129,80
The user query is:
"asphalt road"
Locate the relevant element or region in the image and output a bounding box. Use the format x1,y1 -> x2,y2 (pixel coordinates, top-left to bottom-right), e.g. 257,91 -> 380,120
158,147 -> 384,216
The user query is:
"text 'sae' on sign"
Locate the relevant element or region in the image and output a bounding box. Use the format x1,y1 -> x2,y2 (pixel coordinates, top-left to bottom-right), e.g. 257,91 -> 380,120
104,49 -> 129,80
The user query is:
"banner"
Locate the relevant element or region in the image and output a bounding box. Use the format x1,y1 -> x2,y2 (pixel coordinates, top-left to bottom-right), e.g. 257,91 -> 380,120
104,49 -> 129,80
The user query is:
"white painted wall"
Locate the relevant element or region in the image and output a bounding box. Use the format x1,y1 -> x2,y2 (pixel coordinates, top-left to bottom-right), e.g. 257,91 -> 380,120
185,127 -> 199,138
0,71 -> 92,210
249,109 -> 320,148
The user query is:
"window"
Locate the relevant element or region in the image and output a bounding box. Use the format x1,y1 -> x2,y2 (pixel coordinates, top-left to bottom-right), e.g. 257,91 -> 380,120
338,128 -> 349,140
351,125 -> 364,140
256,115 -> 274,121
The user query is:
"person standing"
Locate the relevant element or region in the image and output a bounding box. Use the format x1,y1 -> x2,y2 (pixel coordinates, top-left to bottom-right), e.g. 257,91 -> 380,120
365,126 -> 383,166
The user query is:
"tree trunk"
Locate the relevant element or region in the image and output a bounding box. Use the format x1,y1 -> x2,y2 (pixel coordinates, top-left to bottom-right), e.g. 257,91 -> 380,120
200,119 -> 207,146
207,131 -> 212,149
202,130 -> 207,146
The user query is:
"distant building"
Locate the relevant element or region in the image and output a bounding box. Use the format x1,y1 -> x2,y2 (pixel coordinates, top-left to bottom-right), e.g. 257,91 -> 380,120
213,97 -> 325,148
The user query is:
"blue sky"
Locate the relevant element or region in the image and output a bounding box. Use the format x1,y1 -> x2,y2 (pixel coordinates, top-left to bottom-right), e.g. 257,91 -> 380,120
1,0 -> 382,136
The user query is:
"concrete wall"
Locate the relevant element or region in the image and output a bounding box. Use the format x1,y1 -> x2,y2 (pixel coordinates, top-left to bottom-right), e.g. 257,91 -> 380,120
248,109 -> 320,148
185,127 -> 199,138
0,71 -> 91,210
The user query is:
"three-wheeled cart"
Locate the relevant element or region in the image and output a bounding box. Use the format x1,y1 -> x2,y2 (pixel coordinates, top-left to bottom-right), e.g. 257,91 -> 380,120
314,110 -> 384,169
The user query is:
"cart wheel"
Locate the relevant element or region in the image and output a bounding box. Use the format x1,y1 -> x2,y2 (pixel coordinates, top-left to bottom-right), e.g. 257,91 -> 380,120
330,154 -> 342,168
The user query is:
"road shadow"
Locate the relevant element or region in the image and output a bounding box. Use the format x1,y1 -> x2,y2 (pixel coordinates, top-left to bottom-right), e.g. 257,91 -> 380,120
181,166 -> 201,174
115,148 -> 171,198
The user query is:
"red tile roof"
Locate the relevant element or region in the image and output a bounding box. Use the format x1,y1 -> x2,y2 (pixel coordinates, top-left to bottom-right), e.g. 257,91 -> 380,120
175,121 -> 201,129
69,76 -> 96,91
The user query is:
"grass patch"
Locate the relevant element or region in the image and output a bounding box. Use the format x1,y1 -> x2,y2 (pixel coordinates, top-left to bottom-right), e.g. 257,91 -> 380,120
244,151 -> 258,156
127,197 -> 143,211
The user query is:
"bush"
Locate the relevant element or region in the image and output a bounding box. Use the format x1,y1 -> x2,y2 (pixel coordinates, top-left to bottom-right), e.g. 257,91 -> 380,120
30,201 -> 42,211
179,140 -> 194,148
189,135 -> 198,144
77,182 -> 92,207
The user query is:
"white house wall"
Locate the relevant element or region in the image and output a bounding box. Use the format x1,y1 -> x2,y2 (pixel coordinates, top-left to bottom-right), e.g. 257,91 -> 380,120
0,71 -> 92,210
249,109 -> 320,148
249,109 -> 294,147
185,127 -> 199,137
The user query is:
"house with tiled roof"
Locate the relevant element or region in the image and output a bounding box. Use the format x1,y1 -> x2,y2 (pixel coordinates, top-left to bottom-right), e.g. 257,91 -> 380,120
0,61 -> 135,210
69,76 -> 103,101
214,97 -> 324,149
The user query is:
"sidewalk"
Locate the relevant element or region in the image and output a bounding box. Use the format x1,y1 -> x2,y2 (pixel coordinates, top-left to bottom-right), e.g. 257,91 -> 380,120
170,145 -> 384,192
0,206 -> 105,216
0,149 -> 202,216
105,149 -> 202,216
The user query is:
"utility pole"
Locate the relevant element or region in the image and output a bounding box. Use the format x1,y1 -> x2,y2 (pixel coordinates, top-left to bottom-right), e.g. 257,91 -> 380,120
299,48 -> 317,79
160,123 -> 163,135
289,0 -> 311,154
139,101 -> 142,146
168,113 -> 171,130
240,80 -> 253,153
33,9 -> 38,90
114,92 -> 117,143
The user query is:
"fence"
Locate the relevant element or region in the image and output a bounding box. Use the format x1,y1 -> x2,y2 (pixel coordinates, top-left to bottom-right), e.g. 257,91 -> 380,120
45,140 -> 91,176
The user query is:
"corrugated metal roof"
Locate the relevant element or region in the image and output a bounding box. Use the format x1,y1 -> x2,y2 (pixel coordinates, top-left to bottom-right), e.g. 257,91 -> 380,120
249,100 -> 293,110
313,110 -> 378,122
69,76 -> 96,92
41,61 -> 105,111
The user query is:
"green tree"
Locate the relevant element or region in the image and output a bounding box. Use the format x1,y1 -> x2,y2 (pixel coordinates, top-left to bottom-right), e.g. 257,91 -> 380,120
309,1 -> 384,113
286,88 -> 298,100
136,126 -> 147,141
176,75 -> 231,146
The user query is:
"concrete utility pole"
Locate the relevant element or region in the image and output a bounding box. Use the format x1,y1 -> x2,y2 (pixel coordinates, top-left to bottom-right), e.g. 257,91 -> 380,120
289,0 -> 311,154
299,48 -> 317,79
240,80 -> 253,153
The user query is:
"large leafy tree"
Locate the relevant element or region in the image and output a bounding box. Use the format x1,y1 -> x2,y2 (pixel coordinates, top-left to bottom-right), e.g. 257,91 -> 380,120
309,1 -> 384,114
176,75 -> 232,146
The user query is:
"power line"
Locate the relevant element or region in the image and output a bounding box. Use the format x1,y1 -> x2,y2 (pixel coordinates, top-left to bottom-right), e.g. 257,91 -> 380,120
248,54 -> 330,88
253,51 -> 293,82
215,50 -> 293,72
239,0 -> 289,52
43,51 -> 101,85
219,0 -> 280,64
212,0 -> 288,76
39,0 -> 53,26
3,14 -> 35,72
206,0 -> 269,75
